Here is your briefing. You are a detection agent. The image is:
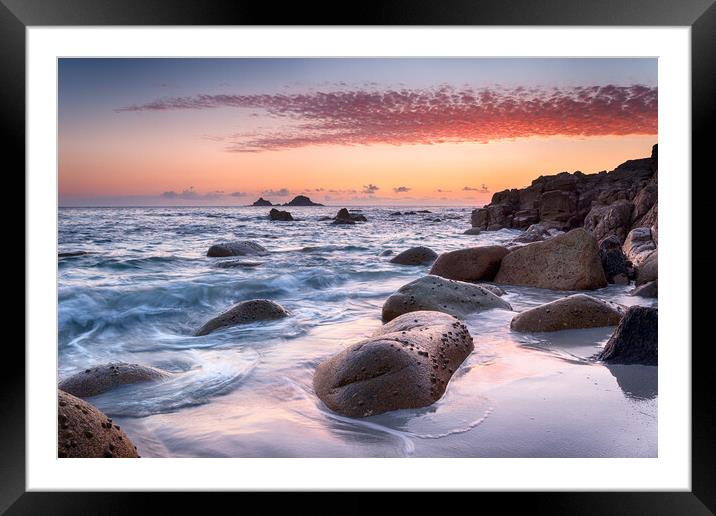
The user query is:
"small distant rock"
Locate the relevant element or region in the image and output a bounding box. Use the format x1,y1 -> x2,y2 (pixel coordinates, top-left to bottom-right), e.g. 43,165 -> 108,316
390,211 -> 403,216
512,223 -> 552,244
58,390 -> 139,458
59,362 -> 170,398
495,228 -> 607,290
463,228 -> 482,235
195,299 -> 289,336
380,249 -> 394,256
389,246 -> 438,266
631,280 -> 657,298
598,306 -> 657,365
207,241 -> 267,257
417,210 -> 432,213
430,246 -> 510,282
252,197 -> 273,206
382,275 -> 512,322
214,260 -> 263,268
313,311 -> 473,417
269,208 -> 293,221
333,208 -> 367,224
510,294 -> 624,332
59,251 -> 90,258
284,195 -> 324,207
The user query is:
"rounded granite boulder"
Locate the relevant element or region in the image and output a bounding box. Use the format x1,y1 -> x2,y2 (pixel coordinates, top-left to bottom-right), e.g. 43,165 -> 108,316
495,228 -> 607,290
510,294 -> 624,332
429,245 -> 510,282
389,246 -> 438,266
382,275 -> 512,322
598,306 -> 658,365
58,390 -> 139,458
59,362 -> 171,398
313,311 -> 474,418
195,299 -> 289,336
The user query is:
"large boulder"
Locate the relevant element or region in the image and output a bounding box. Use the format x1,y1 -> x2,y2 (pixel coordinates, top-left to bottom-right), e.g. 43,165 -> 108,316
389,246 -> 438,266
583,200 -> 633,242
622,227 -> 656,267
636,250 -> 658,286
313,311 -> 473,417
510,294 -> 624,332
59,363 -> 170,398
333,208 -> 366,224
495,228 -> 607,290
207,241 -> 268,257
429,245 -> 510,282
598,306 -> 658,365
195,299 -> 289,336
599,235 -> 630,284
269,208 -> 293,221
58,390 -> 139,458
382,275 -> 512,322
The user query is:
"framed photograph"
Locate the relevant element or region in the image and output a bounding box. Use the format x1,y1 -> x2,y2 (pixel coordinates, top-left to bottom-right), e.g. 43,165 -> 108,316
7,0 -> 712,511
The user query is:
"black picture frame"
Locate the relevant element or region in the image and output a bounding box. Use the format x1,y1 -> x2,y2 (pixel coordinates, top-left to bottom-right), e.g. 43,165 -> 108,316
4,0 -> 713,513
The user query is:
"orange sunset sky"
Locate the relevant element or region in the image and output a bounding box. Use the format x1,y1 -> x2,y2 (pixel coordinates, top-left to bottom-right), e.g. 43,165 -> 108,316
58,58 -> 657,206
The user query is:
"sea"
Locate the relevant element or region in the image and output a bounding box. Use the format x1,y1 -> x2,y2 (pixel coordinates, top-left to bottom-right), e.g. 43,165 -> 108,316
58,206 -> 657,457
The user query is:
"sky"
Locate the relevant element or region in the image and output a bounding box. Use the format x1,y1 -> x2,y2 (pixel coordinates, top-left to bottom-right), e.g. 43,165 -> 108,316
58,58 -> 657,207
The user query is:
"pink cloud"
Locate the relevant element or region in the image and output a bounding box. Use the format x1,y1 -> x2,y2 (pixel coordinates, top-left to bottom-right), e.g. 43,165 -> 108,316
117,85 -> 657,152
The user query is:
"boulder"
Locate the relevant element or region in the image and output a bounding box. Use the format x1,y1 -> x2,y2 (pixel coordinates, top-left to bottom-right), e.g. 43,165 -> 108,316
598,306 -> 658,365
632,184 -> 658,224
631,280 -> 657,298
463,228 -> 482,235
599,235 -> 630,283
623,227 -> 656,268
495,228 -> 607,290
58,390 -> 139,458
429,245 -> 510,282
583,200 -> 633,242
195,299 -> 289,336
313,311 -> 474,417
269,208 -> 293,221
510,294 -> 624,332
381,275 -> 512,322
389,246 -> 438,266
636,250 -> 658,286
207,241 -> 268,257
59,363 -> 170,398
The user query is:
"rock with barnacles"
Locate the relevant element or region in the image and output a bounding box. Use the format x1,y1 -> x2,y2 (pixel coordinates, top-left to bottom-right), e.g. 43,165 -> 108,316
58,390 -> 139,458
313,311 -> 474,417
59,362 -> 171,398
195,299 -> 289,336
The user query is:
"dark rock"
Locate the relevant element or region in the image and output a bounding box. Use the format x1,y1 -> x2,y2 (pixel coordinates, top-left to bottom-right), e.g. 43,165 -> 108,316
333,208 -> 367,223
251,197 -> 273,206
269,208 -> 293,221
380,249 -> 394,256
59,363 -> 170,398
495,228 -> 607,290
463,228 -> 482,235
195,299 -> 289,336
469,146 -> 657,232
283,195 -> 324,206
598,306 -> 657,365
583,199 -> 633,242
429,246 -> 510,282
214,260 -> 263,268
59,251 -> 89,258
382,275 -> 512,322
58,390 -> 139,458
512,223 -> 553,244
313,311 -> 473,417
510,294 -> 624,332
207,241 -> 268,257
599,235 -> 630,283
389,246 -> 438,266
